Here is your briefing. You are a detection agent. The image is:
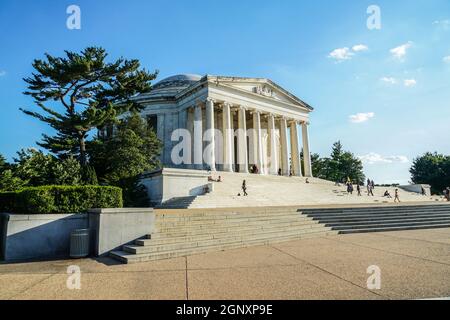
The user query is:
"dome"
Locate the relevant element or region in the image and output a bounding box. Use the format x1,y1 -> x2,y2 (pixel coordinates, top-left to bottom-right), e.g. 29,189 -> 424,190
153,74 -> 202,90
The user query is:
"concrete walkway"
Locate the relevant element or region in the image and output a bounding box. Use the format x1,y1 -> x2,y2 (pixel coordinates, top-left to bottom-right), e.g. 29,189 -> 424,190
1,228 -> 449,300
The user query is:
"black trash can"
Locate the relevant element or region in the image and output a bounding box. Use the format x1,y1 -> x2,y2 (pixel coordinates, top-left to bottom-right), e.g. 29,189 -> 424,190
0,213 -> 10,261
70,229 -> 90,258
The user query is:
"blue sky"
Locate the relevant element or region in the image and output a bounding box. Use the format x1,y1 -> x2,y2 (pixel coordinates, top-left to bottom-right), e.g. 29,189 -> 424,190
0,0 -> 449,184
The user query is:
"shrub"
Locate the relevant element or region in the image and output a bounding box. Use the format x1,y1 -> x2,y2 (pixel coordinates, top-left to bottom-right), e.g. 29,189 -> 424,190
0,185 -> 123,214
0,192 -> 16,212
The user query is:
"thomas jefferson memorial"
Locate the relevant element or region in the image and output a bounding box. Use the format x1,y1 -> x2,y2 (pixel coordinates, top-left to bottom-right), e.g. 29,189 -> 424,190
135,74 -> 314,204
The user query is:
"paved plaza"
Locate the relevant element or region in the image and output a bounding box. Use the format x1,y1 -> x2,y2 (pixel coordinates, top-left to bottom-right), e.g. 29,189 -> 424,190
1,228 -> 449,300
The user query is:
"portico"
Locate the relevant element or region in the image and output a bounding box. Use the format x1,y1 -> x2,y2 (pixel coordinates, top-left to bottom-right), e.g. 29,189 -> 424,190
135,74 -> 314,177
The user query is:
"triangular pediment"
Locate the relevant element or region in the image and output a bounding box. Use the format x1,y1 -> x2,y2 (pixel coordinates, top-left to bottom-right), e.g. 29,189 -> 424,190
207,76 -> 313,110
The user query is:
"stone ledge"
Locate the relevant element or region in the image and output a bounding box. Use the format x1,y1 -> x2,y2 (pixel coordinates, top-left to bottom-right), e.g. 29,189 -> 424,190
88,208 -> 154,215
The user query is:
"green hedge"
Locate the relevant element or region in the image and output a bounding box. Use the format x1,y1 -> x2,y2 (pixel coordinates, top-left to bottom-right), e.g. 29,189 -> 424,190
0,185 -> 123,214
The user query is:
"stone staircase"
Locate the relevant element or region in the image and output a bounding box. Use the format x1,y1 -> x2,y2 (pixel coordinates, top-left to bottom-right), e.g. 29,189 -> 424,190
110,207 -> 337,264
303,204 -> 450,234
157,172 -> 440,209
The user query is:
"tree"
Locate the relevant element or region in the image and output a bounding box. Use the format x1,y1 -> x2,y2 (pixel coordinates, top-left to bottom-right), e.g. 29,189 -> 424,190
0,154 -> 8,172
88,112 -> 162,206
14,149 -> 55,186
13,149 -> 83,187
410,152 -> 450,194
312,141 -> 365,184
21,47 -> 158,166
0,170 -> 27,191
53,157 -> 83,185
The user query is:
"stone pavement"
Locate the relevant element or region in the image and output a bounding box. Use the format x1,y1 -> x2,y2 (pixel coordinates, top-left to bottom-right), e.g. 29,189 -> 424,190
1,228 -> 449,300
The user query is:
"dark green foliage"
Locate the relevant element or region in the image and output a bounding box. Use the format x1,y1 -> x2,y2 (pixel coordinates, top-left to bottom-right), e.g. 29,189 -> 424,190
309,141 -> 365,184
0,170 -> 27,191
81,165 -> 98,185
117,176 -> 150,208
0,154 -> 9,172
13,149 -> 55,186
410,152 -> 450,194
0,185 -> 123,214
21,47 -> 158,165
0,192 -> 16,212
12,149 -> 83,187
89,112 -> 162,207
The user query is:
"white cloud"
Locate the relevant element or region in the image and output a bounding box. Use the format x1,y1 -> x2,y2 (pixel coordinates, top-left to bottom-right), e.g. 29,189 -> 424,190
0,70 -> 6,77
404,79 -> 417,87
349,112 -> 375,123
358,153 -> 410,165
352,44 -> 369,52
328,47 -> 354,61
390,42 -> 412,60
443,56 -> 450,63
380,77 -> 397,84
328,44 -> 369,62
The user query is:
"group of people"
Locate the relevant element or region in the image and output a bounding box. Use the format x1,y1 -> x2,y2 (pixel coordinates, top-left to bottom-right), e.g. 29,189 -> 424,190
345,178 -> 400,202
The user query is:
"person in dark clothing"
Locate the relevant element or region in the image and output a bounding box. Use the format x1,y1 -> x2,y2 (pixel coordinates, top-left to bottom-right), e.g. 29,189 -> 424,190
242,180 -> 248,196
357,184 -> 362,196
444,188 -> 450,201
278,168 -> 282,176
347,183 -> 353,195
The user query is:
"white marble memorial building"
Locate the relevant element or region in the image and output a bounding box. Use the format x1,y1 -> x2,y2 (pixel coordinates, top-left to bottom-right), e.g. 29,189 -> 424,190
135,74 -> 313,177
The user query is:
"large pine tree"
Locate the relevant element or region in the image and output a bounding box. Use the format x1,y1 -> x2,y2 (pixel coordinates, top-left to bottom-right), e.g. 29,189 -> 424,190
21,47 -> 158,165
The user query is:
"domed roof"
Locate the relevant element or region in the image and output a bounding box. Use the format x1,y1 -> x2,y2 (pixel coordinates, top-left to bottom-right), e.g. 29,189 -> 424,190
153,74 -> 202,90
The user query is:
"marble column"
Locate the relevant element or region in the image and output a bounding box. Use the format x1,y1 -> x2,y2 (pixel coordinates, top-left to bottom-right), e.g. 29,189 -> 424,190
302,121 -> 313,177
186,108 -> 194,168
222,103 -> 233,172
230,109 -> 235,171
205,98 -> 216,171
252,111 -> 264,175
268,114 -> 279,175
280,117 -> 290,176
193,104 -> 203,170
237,106 -> 249,173
157,113 -> 165,166
290,121 -> 302,176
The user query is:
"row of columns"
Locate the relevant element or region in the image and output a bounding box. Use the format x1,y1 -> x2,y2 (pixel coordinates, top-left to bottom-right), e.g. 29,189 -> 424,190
190,98 -> 313,177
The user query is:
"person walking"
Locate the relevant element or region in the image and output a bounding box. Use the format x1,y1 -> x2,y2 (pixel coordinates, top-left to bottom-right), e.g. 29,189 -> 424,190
242,180 -> 248,196
394,189 -> 401,203
347,183 -> 352,195
357,184 -> 362,196
368,184 -> 374,196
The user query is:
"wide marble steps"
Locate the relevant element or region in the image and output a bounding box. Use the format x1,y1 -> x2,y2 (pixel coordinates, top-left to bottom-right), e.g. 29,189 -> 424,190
156,172 -> 439,209
302,204 -> 450,234
110,208 -> 336,264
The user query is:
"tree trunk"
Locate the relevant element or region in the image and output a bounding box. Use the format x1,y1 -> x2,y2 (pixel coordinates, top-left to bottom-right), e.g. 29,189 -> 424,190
79,133 -> 87,166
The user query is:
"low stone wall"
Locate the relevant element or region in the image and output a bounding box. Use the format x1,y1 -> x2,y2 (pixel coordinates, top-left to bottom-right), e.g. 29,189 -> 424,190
88,208 -> 155,256
400,184 -> 431,196
4,213 -> 89,262
141,168 -> 209,205
1,208 -> 155,262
